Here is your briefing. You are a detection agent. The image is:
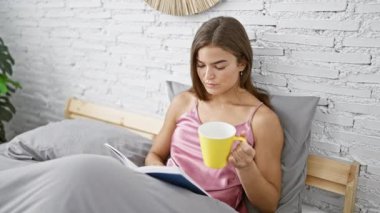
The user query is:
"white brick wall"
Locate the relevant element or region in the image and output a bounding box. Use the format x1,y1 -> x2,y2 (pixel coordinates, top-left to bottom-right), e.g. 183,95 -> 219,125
1,0 -> 380,212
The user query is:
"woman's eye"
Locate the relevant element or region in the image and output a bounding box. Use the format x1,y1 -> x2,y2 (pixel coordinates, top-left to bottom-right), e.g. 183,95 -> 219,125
197,64 -> 205,68
216,67 -> 225,70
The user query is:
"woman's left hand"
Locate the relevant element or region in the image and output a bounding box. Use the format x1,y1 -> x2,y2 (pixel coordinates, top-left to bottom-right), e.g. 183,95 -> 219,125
228,140 -> 256,169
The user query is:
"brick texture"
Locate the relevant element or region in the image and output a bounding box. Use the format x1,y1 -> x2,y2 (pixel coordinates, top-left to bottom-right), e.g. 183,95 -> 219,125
1,0 -> 379,212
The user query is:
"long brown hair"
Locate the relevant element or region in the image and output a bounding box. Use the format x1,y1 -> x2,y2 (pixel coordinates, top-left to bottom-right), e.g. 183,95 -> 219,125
190,16 -> 271,108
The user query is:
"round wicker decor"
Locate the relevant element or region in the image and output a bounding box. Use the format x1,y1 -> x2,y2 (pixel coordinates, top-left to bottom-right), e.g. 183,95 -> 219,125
144,0 -> 220,16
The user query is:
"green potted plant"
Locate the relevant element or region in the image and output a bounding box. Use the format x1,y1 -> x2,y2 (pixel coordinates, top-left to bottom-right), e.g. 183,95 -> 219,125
0,37 -> 22,143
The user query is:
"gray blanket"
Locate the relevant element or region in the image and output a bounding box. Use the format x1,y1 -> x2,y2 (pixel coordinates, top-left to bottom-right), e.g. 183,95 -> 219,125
0,151 -> 235,213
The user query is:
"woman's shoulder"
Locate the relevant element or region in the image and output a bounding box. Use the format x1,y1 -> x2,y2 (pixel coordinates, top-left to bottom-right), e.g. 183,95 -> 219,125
252,103 -> 282,131
172,90 -> 196,105
169,91 -> 197,118
249,102 -> 283,149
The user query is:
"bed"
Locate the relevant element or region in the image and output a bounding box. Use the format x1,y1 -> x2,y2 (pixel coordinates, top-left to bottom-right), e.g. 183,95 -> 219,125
0,97 -> 237,213
0,93 -> 359,213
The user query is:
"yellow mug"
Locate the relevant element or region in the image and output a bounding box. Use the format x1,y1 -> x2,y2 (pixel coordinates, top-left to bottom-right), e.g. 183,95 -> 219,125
198,121 -> 246,169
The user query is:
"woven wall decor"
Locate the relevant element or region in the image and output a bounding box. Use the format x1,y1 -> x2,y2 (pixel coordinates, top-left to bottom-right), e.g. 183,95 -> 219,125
144,0 -> 220,16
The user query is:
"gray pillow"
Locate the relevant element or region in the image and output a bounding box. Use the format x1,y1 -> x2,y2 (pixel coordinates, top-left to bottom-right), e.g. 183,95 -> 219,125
165,80 -> 319,213
7,119 -> 152,167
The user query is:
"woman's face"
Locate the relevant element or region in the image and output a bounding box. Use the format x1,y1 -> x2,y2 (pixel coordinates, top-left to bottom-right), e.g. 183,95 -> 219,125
196,45 -> 245,96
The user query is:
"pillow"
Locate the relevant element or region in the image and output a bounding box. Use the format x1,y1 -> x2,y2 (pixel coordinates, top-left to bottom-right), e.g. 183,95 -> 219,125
166,80 -> 319,213
7,119 -> 152,167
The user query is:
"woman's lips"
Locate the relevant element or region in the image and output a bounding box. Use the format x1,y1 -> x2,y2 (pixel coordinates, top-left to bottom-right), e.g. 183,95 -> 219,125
205,83 -> 217,88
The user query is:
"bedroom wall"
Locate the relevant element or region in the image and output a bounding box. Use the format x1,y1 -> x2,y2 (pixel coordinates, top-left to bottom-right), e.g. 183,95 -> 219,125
0,0 -> 379,212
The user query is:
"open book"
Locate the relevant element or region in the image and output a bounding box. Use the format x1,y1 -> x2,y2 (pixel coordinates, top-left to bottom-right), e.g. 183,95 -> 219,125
104,143 -> 210,196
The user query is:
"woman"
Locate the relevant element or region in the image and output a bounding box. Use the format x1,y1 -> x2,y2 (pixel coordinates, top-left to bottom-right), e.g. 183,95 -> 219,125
145,16 -> 284,213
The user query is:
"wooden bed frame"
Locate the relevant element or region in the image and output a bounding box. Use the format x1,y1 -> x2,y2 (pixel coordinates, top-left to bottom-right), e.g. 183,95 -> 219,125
65,97 -> 360,213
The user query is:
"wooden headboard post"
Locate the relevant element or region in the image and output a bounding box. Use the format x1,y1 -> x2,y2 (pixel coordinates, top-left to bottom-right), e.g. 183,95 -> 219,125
64,97 -> 163,140
305,155 -> 360,213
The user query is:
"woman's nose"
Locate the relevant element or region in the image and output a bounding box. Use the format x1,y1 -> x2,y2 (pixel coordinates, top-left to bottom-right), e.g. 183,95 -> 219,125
205,67 -> 215,79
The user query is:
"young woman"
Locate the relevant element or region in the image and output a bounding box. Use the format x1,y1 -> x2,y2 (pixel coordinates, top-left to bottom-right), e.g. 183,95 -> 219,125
145,16 -> 284,213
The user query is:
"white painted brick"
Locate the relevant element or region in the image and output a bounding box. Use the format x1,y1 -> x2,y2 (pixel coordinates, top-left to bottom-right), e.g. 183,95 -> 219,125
346,73 -> 380,84
21,27 -> 47,36
106,23 -> 143,34
270,1 -> 347,12
163,38 -> 192,49
235,15 -> 277,26
315,110 -> 354,126
311,123 -> 324,135
215,1 -> 263,10
370,21 -> 380,31
69,19 -> 106,29
72,41 -> 106,51
109,44 -> 146,56
82,69 -> 116,81
372,88 -> 380,100
311,141 -> 341,153
38,1 -> 65,8
77,10 -> 111,19
253,61 -> 260,69
343,37 -> 380,48
103,1 -> 145,10
18,36 -> 44,45
289,81 -> 372,98
171,64 -> 189,74
51,29 -> 79,38
252,73 -> 287,86
107,65 -> 146,79
278,19 -> 360,31
16,10 -> 45,18
292,51 -> 371,64
334,102 -> 380,116
80,31 -> 115,42
122,54 -> 166,69
355,119 -> 380,131
351,148 -> 380,162
113,14 -> 155,22
9,2 -> 38,9
256,83 -> 290,95
356,4 -> 380,13
252,47 -> 284,56
367,165 -> 380,176
376,57 -> 380,66
12,19 -> 38,27
119,35 -> 162,46
261,33 -> 334,47
167,74 -> 191,86
265,63 -> 339,79
148,49 -> 189,64
67,0 -> 101,8
146,69 -> 171,82
145,26 -> 193,36
319,130 -> 380,158
45,10 -> 74,18
39,18 -> 67,27
318,98 -> 328,106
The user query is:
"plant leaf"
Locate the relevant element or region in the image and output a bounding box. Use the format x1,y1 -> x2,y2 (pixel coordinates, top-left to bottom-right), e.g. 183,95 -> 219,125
0,96 -> 16,113
0,122 -> 6,142
0,75 -> 8,94
0,106 -> 13,122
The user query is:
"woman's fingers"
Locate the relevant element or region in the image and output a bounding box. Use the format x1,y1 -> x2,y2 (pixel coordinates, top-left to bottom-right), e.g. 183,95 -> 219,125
229,142 -> 255,168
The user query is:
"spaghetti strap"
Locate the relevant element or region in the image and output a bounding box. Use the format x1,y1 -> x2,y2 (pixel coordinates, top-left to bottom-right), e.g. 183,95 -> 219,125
249,102 -> 264,123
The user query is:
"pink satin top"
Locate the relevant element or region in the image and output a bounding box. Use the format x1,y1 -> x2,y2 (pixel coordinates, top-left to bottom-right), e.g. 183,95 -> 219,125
166,100 -> 263,213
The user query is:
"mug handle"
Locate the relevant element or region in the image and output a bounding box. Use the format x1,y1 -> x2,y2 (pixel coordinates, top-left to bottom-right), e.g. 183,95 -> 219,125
232,136 -> 246,143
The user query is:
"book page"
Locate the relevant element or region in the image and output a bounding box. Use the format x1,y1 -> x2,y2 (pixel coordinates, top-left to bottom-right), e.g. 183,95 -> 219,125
104,143 -> 138,169
104,143 -> 209,196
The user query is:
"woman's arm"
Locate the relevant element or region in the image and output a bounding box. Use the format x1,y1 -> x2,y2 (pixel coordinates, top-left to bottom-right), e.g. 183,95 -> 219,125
229,106 -> 284,212
145,92 -> 194,166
